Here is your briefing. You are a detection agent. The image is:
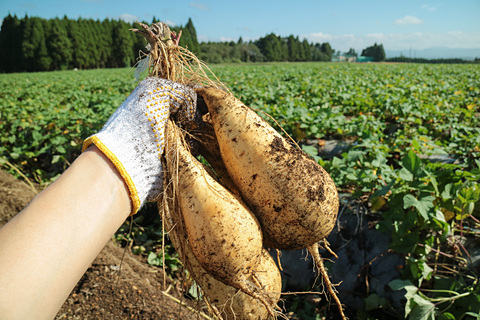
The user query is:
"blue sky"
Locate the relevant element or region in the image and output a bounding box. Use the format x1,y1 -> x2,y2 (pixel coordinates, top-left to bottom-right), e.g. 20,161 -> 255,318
1,0 -> 479,53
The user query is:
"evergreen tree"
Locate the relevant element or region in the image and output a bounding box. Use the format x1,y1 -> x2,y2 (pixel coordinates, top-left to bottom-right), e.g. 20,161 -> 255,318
111,21 -> 134,67
82,19 -> 99,68
345,48 -> 357,57
0,14 -> 23,72
320,42 -> 333,59
21,17 -> 50,71
67,18 -> 88,69
46,18 -> 73,70
245,43 -> 264,62
287,35 -> 300,61
36,19 -> 52,70
377,44 -> 386,61
96,19 -> 112,68
300,39 -> 311,61
256,33 -> 287,61
361,43 -> 386,61
309,42 -> 333,61
185,18 -> 199,53
179,18 -> 199,53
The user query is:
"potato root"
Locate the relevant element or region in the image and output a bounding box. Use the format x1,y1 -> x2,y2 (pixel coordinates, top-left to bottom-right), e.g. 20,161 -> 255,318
160,192 -> 281,320
196,87 -> 339,250
133,20 -> 345,320
164,120 -> 278,316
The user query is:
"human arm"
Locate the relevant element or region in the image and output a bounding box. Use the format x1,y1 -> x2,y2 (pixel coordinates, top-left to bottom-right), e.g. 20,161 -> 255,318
0,145 -> 130,319
0,77 -> 196,319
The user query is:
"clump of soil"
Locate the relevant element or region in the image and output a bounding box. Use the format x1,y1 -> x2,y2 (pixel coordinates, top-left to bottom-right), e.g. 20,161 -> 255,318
0,170 -> 209,320
0,170 -> 37,227
56,240 -> 209,320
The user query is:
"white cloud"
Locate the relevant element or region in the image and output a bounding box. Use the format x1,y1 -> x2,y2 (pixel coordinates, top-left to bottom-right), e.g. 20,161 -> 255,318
421,4 -> 437,11
190,1 -> 210,11
164,20 -> 176,27
307,32 -> 333,42
118,13 -> 140,23
394,15 -> 423,25
197,34 -> 210,42
303,31 -> 480,52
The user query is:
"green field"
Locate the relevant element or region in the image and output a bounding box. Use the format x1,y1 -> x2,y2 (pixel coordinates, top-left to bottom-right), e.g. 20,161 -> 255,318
1,62 -> 479,319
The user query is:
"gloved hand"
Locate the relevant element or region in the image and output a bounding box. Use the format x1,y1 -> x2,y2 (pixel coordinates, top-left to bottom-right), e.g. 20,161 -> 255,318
82,77 -> 196,215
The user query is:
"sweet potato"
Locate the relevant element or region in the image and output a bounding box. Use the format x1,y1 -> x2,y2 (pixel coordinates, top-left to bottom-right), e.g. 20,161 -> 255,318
196,87 -> 339,250
164,120 -> 277,315
161,193 -> 281,320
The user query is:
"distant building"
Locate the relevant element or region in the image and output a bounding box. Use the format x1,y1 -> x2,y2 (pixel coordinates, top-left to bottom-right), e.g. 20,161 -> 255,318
332,55 -> 374,62
332,54 -> 357,62
357,56 -> 374,62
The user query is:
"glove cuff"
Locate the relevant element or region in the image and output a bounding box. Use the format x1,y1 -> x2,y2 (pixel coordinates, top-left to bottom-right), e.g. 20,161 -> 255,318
83,136 -> 142,215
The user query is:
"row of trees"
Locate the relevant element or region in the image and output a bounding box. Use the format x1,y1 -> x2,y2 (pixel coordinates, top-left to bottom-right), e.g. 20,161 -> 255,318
361,43 -> 386,61
198,34 -> 334,64
0,14 -> 386,73
386,56 -> 478,64
1,15 -> 139,72
0,15 -> 200,73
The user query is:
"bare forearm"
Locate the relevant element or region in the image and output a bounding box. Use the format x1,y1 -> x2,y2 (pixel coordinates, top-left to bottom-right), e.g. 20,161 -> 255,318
0,146 -> 130,319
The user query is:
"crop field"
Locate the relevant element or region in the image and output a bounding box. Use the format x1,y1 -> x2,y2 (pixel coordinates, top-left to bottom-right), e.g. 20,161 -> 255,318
1,62 -> 480,319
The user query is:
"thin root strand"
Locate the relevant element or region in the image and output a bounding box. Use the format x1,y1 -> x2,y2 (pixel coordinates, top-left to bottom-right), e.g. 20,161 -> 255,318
308,243 -> 347,320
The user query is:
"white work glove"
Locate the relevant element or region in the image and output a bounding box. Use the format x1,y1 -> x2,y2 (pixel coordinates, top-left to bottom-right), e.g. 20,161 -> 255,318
82,77 -> 196,215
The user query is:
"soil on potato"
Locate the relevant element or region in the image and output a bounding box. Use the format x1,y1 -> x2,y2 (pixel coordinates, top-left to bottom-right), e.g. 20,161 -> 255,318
0,169 -> 209,320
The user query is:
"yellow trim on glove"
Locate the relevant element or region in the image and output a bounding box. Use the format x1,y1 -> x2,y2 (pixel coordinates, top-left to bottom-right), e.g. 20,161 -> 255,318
82,136 -> 140,216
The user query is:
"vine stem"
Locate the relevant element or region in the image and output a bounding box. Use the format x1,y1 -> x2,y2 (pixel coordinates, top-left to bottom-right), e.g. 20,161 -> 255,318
3,160 -> 38,195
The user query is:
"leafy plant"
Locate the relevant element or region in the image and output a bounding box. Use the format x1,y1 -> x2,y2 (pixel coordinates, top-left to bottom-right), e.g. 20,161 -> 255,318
1,62 -> 479,319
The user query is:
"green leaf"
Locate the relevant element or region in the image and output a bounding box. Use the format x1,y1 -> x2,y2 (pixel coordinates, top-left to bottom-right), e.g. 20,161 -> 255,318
389,279 -> 418,316
440,313 -> 455,320
389,279 -> 417,296
372,180 -> 394,197
188,282 -> 203,300
364,293 -> 386,311
347,150 -> 364,163
301,145 -> 320,163
465,312 -> 480,320
434,210 -> 446,223
441,183 -> 453,200
56,145 -> 66,154
412,139 -> 421,151
403,194 -> 435,220
420,261 -> 433,282
423,169 -> 439,196
410,294 -> 435,320
147,252 -> 161,266
51,155 -> 61,164
399,167 -> 414,181
32,130 -> 42,141
403,150 -> 422,175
